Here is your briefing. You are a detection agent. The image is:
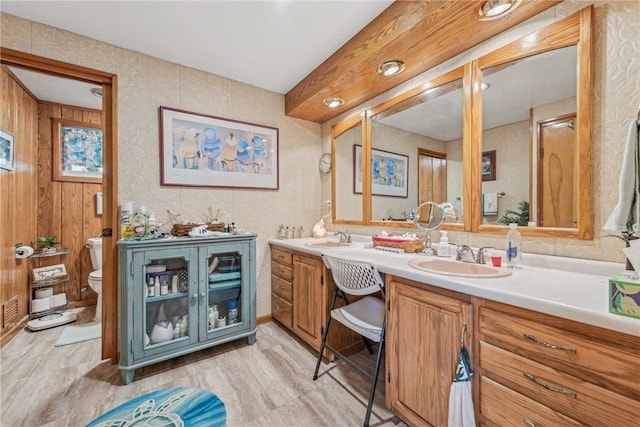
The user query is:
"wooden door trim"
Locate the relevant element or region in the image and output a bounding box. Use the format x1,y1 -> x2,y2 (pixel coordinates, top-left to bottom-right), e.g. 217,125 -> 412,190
0,47 -> 118,363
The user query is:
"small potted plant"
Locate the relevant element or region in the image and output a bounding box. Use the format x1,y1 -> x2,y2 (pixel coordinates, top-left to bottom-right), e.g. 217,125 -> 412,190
33,236 -> 60,254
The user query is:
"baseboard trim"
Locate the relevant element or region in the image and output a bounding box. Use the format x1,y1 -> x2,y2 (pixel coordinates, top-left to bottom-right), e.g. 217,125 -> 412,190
257,314 -> 272,325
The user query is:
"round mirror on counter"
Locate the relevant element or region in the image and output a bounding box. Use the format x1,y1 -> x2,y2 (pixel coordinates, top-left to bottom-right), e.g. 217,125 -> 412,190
414,201 -> 445,255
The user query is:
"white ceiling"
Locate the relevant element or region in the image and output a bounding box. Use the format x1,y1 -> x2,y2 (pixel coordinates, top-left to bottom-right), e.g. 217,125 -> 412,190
2,0 -> 393,96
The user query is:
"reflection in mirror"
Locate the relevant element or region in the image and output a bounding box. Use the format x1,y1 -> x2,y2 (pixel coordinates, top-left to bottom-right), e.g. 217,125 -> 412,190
480,46 -> 577,228
371,76 -> 464,223
414,201 -> 445,255
334,119 -> 363,222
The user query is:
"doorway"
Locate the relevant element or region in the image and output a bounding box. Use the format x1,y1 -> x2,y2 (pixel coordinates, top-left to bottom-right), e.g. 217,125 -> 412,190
537,113 -> 576,228
1,47 -> 118,362
417,147 -> 447,205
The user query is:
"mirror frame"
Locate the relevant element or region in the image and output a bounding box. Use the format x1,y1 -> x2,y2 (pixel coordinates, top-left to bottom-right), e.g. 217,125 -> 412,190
331,112 -> 368,226
366,67 -> 468,231
471,6 -> 593,239
330,7 -> 593,240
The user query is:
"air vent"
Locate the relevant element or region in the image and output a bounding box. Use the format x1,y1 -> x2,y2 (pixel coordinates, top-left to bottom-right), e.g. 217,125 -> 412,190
3,296 -> 19,329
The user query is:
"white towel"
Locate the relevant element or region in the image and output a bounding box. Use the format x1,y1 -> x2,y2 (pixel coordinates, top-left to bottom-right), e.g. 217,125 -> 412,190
604,120 -> 640,233
482,193 -> 498,216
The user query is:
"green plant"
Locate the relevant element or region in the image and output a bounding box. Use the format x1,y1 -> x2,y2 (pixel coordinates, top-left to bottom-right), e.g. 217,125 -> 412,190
33,236 -> 60,249
498,201 -> 530,226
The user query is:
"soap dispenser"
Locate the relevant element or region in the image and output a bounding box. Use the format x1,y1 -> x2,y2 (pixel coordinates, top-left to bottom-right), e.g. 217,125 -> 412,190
437,231 -> 450,257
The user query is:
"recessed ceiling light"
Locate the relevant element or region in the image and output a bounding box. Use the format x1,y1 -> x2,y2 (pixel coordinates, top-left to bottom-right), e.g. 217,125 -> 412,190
323,97 -> 345,108
377,60 -> 405,77
478,0 -> 521,20
90,87 -> 103,97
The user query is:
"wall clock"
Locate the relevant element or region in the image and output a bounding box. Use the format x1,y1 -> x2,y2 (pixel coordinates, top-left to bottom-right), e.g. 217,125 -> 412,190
319,153 -> 332,174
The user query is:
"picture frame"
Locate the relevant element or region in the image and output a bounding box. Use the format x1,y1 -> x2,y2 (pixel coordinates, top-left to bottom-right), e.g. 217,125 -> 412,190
52,119 -> 103,183
32,264 -> 67,282
0,128 -> 15,171
159,106 -> 279,190
482,150 -> 496,181
354,144 -> 409,198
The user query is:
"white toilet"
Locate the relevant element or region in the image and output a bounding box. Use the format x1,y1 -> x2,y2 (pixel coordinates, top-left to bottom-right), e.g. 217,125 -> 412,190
87,237 -> 103,322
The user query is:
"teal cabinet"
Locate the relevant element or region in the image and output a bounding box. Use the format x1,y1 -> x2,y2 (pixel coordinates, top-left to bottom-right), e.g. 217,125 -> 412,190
117,234 -> 257,384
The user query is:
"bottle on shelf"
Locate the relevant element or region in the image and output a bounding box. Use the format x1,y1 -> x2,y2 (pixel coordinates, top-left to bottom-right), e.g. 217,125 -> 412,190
154,276 -> 160,296
148,276 -> 155,297
437,231 -> 450,257
228,300 -> 239,324
506,223 -> 522,269
132,206 -> 148,237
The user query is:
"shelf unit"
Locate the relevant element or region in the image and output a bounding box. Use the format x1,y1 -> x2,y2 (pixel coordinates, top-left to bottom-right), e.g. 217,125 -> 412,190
28,248 -> 70,320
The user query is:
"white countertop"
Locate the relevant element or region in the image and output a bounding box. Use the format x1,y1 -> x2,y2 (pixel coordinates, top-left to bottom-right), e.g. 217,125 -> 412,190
269,237 -> 640,337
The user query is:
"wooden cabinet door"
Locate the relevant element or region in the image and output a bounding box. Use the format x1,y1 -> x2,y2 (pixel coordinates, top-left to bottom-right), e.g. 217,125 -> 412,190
387,278 -> 473,427
292,254 -> 324,350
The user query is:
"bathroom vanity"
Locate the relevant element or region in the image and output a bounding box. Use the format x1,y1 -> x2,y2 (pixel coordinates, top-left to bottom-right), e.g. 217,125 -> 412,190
117,234 -> 256,384
269,238 -> 640,426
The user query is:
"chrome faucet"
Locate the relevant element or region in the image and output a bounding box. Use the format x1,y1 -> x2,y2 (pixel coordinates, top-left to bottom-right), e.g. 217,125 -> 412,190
334,230 -> 351,243
456,245 -> 493,264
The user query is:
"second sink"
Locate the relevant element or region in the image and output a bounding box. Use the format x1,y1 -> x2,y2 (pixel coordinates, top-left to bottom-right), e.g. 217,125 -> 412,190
408,257 -> 512,278
305,240 -> 359,249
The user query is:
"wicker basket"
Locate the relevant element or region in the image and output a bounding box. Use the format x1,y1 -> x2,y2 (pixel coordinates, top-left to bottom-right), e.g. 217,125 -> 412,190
372,235 -> 424,253
171,223 -> 226,236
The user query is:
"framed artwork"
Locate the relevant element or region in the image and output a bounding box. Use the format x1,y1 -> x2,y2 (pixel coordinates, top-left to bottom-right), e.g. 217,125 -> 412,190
0,128 -> 15,171
159,106 -> 279,190
32,264 -> 67,282
482,150 -> 496,181
52,119 -> 103,183
354,144 -> 409,198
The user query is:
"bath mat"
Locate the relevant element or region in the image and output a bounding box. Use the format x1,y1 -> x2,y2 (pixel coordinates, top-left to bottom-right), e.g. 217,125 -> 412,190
55,322 -> 101,346
86,387 -> 226,427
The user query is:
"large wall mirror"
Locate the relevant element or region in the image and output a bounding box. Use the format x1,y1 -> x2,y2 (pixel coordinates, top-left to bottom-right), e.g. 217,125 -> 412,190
332,114 -> 365,225
473,7 -> 592,239
368,68 -> 465,229
331,7 -> 593,239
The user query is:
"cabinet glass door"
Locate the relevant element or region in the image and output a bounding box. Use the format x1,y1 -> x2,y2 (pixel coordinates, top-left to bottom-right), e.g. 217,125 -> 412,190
203,244 -> 248,338
134,248 -> 198,359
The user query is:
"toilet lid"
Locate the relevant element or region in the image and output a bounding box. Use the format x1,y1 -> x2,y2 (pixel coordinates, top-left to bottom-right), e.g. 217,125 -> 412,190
89,270 -> 102,280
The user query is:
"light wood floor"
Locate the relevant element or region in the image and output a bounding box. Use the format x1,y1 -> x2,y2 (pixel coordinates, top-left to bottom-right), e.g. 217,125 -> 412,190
0,307 -> 400,426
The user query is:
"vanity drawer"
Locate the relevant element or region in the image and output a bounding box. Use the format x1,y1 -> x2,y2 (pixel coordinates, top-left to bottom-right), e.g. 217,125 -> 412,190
480,342 -> 640,426
271,261 -> 293,282
479,307 -> 639,398
272,274 -> 292,302
271,293 -> 292,329
480,376 -> 582,427
271,246 -> 292,267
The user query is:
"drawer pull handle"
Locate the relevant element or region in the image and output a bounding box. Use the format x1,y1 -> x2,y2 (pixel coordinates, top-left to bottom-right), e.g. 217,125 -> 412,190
524,418 -> 536,427
523,372 -> 577,398
523,333 -> 576,353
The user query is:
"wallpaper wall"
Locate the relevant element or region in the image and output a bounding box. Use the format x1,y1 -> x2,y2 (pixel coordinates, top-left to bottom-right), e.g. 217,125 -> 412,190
322,1 -> 640,263
0,13 -> 323,317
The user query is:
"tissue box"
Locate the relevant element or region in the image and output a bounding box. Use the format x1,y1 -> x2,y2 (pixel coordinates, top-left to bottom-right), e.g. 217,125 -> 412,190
372,235 -> 424,253
609,274 -> 640,319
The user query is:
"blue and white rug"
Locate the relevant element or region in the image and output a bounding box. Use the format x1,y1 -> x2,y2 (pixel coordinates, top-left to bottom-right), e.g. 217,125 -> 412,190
87,387 -> 226,427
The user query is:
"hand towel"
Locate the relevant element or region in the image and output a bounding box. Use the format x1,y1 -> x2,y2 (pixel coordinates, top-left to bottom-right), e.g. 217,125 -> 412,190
604,119 -> 640,233
482,192 -> 498,216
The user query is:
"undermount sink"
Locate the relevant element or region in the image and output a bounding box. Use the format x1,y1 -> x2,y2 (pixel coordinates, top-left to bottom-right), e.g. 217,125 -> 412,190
408,257 -> 512,278
305,240 -> 358,249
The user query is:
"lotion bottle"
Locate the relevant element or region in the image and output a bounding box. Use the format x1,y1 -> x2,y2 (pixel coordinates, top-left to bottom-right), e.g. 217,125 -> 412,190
437,231 -> 450,257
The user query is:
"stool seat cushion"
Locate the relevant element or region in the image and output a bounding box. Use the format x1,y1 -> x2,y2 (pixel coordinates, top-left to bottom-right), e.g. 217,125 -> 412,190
87,387 -> 226,427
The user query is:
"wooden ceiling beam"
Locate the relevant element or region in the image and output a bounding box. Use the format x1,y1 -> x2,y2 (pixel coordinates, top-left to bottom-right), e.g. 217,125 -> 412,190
285,0 -> 561,123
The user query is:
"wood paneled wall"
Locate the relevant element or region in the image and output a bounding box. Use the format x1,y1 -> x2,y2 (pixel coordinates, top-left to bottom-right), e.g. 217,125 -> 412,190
37,102 -> 102,306
0,68 -> 38,345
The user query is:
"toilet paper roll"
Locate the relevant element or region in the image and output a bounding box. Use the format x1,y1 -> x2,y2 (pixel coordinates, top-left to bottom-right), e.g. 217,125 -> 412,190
15,245 -> 34,259
35,287 -> 53,299
31,297 -> 51,313
49,293 -> 67,307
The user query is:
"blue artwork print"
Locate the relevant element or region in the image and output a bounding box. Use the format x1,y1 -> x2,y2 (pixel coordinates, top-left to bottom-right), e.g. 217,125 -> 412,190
372,153 -> 404,188
170,119 -> 272,175
61,125 -> 103,173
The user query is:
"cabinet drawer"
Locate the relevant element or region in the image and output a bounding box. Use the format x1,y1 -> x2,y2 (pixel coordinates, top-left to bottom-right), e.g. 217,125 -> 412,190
481,376 -> 582,427
271,274 -> 292,302
271,292 -> 292,329
479,307 -> 639,398
271,261 -> 293,281
271,247 -> 292,267
480,342 -> 640,426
